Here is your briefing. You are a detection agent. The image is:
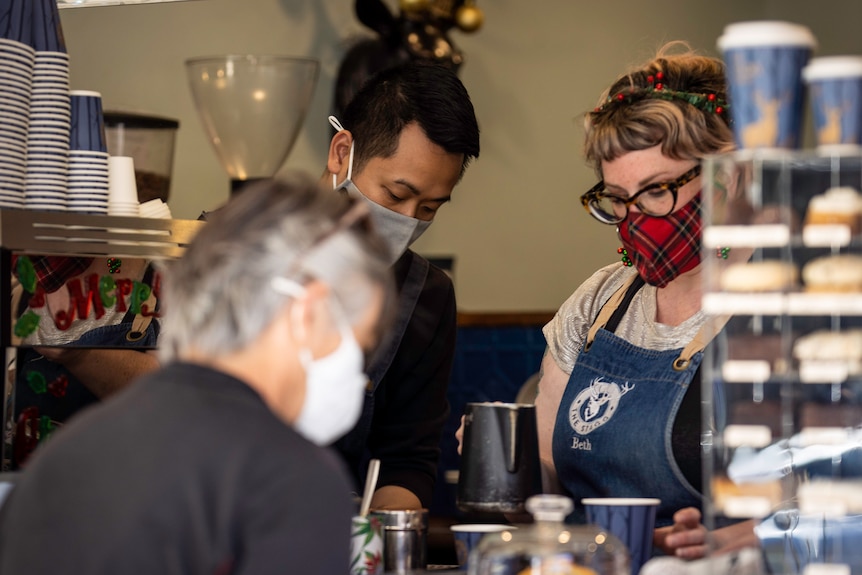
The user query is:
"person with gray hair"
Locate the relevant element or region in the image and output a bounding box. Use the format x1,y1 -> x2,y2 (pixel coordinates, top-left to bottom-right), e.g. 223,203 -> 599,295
0,175 -> 395,575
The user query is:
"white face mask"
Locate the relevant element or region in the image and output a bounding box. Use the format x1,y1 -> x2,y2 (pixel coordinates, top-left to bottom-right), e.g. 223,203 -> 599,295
272,277 -> 367,446
329,116 -> 431,265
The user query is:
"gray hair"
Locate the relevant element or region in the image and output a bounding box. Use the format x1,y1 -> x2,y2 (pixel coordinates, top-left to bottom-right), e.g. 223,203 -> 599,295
158,173 -> 394,363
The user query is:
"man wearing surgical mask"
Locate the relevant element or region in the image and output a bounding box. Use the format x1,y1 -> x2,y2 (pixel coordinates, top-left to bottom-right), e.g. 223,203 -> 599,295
0,177 -> 396,575
323,62 -> 480,510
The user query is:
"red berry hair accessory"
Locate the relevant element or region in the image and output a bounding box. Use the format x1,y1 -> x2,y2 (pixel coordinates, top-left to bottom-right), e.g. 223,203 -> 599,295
591,70 -> 730,122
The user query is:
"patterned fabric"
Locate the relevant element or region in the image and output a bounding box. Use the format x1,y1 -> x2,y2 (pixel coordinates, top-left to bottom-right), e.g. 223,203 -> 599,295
13,255 -> 94,294
616,194 -> 702,288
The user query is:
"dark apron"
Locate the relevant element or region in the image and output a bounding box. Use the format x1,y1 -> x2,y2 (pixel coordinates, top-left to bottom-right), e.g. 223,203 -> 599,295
334,252 -> 429,483
552,274 -> 726,526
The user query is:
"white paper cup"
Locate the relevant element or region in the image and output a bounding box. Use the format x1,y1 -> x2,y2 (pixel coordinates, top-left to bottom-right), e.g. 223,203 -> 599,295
450,524 -> 516,569
108,156 -> 139,209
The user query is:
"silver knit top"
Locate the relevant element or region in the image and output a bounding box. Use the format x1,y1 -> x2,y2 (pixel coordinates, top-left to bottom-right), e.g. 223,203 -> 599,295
543,262 -> 707,374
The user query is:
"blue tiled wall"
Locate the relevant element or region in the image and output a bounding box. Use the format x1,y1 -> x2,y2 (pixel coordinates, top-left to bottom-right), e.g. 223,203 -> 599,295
432,324 -> 548,517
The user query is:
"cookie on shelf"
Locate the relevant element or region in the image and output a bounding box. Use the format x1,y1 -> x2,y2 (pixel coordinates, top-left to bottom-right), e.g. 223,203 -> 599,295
802,254 -> 862,292
719,260 -> 798,292
793,328 -> 862,370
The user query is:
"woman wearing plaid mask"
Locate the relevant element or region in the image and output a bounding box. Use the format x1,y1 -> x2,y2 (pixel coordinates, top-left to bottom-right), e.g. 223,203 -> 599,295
534,43 -> 758,559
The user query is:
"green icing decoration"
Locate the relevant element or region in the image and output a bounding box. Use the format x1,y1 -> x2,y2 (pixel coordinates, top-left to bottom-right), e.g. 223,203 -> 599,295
26,371 -> 47,394
17,256 -> 37,294
14,310 -> 40,338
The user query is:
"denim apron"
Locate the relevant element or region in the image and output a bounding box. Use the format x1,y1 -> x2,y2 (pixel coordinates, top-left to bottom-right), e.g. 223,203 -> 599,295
12,265 -> 160,468
553,274 -> 724,526
334,251 -> 429,484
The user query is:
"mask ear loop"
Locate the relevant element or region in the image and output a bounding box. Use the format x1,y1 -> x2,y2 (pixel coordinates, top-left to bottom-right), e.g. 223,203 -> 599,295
328,115 -> 344,132
280,276 -> 352,336
291,299 -> 314,369
273,277 -> 354,366
272,277 -> 314,368
328,115 -> 354,189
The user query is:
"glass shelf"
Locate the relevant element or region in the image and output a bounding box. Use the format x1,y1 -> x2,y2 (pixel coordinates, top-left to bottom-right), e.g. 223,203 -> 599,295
701,151 -> 862,574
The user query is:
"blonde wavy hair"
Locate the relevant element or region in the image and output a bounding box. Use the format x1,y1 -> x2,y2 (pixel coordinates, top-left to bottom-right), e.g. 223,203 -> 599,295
584,42 -> 735,175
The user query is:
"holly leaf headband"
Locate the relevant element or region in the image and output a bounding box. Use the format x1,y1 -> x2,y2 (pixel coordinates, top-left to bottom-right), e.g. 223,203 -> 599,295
590,71 -> 730,123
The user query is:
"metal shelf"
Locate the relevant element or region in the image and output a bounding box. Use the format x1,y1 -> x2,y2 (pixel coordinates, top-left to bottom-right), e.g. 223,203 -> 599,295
0,209 -> 204,259
58,0 -> 194,8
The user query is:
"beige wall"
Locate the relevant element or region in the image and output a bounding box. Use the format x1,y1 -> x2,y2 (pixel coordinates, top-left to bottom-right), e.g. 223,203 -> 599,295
59,0 -> 859,312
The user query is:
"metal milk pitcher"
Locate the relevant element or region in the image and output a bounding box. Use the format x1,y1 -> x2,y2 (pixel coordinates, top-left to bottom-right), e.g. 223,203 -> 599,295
457,402 -> 543,514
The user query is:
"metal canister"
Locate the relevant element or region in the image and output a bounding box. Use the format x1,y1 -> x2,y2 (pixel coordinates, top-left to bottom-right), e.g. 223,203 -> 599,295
370,509 -> 428,573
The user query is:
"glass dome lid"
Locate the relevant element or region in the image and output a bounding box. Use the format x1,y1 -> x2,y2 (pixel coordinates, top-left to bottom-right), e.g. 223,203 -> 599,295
469,495 -> 630,575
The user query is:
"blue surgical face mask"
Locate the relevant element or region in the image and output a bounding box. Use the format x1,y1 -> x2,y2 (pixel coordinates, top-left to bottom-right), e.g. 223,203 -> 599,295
328,116 -> 431,265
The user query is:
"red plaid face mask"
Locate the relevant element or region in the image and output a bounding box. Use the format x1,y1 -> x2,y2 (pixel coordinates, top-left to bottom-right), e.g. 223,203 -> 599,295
617,194 -> 703,288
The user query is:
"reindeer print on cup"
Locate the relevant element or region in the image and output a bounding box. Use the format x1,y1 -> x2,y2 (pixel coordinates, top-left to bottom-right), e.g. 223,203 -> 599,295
818,105 -> 845,145
568,376 -> 635,438
803,56 -> 862,151
718,21 -> 816,150
741,91 -> 782,148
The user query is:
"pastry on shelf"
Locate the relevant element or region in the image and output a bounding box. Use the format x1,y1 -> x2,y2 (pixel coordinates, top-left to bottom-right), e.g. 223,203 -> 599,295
516,563 -> 598,575
725,332 -> 792,377
793,328 -> 862,380
800,403 -> 862,429
794,328 -> 862,362
804,186 -> 862,233
719,260 -> 798,292
711,475 -> 783,519
727,332 -> 785,362
801,254 -> 862,292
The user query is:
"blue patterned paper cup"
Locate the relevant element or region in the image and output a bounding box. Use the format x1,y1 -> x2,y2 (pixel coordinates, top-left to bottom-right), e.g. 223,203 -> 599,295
582,497 -> 660,575
803,56 -> 862,154
0,0 -> 33,46
718,21 -> 816,150
31,0 -> 65,52
69,90 -> 107,153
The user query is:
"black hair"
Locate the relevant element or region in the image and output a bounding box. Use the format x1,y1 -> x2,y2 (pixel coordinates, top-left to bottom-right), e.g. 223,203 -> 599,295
341,61 -> 480,178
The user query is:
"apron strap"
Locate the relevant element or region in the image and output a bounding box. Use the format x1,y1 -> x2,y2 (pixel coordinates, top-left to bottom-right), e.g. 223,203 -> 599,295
366,252 -> 429,388
332,252 -> 431,479
585,273 -> 642,351
605,274 -> 646,333
584,271 -> 731,371
672,313 -> 730,371
10,277 -> 24,347
122,264 -> 158,344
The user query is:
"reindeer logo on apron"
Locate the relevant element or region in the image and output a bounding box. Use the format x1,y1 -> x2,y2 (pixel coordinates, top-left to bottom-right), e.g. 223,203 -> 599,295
569,376 -> 635,435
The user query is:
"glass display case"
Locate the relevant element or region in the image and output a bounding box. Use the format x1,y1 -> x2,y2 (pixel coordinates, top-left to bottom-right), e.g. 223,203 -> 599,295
701,150 -> 862,574
0,209 -> 203,470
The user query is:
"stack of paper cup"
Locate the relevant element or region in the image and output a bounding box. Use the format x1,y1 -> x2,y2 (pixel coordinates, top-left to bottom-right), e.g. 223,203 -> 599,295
0,0 -> 35,209
803,56 -> 862,155
138,198 -> 172,219
67,90 -> 109,214
136,199 -> 171,246
718,20 -> 817,150
23,0 -> 71,211
25,60 -> 70,211
107,156 -> 140,216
